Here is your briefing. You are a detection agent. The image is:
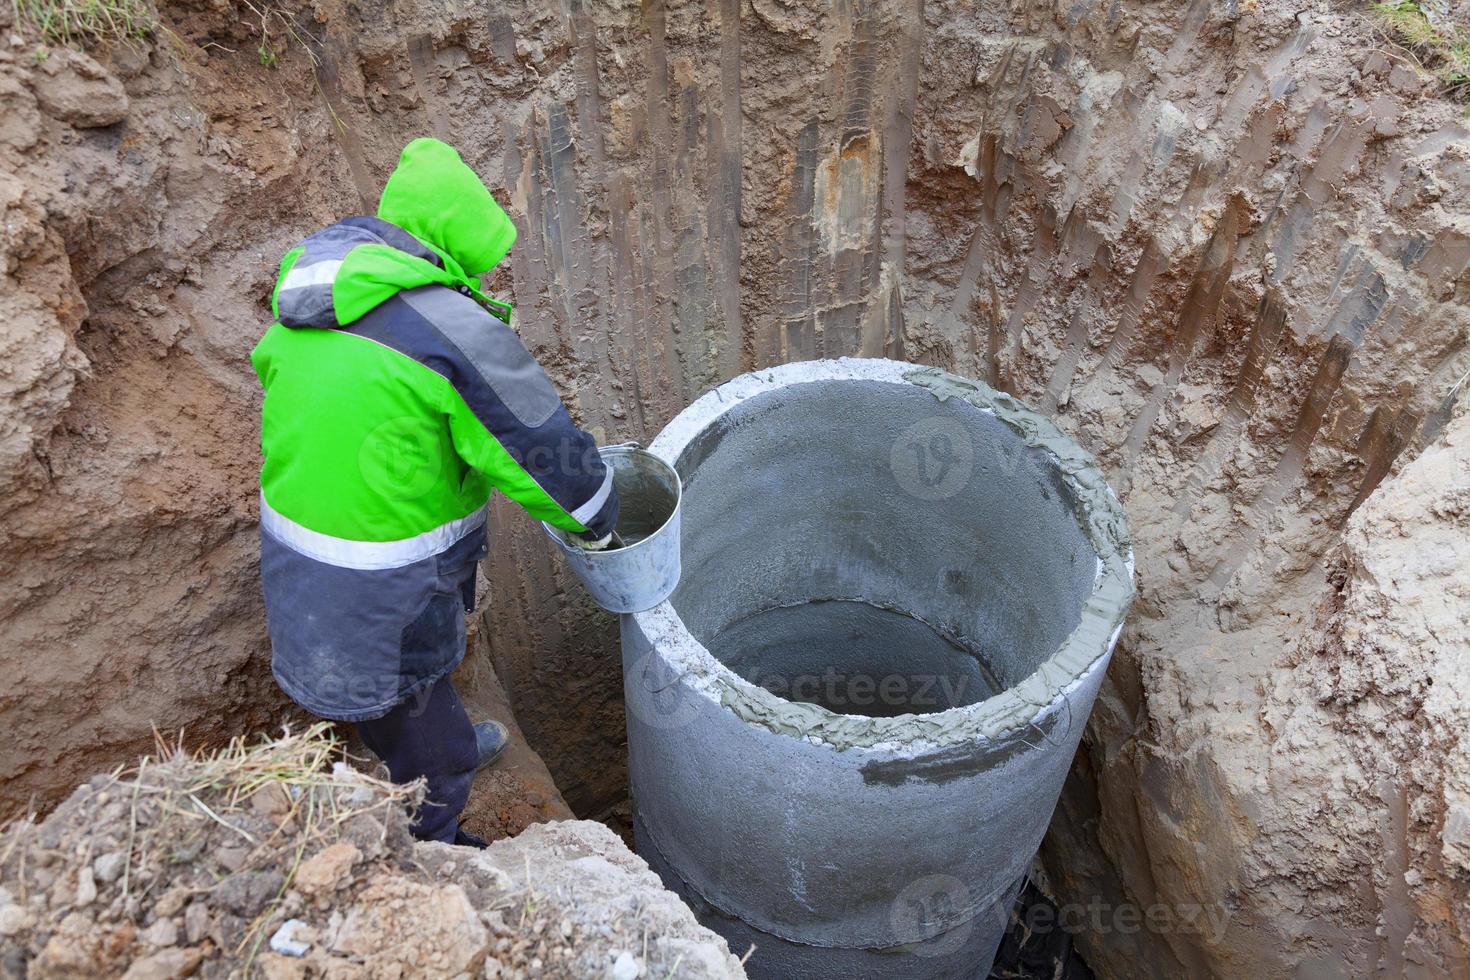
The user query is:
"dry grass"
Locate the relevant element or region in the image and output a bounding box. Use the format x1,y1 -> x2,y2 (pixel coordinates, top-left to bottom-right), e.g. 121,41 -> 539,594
0,724 -> 420,975
136,726 -> 417,965
238,0 -> 319,68
1373,1 -> 1470,103
144,722 -> 365,804
11,0 -> 153,46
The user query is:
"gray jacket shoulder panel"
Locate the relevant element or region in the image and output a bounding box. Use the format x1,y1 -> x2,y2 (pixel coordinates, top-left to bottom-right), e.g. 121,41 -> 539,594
398,285 -> 562,428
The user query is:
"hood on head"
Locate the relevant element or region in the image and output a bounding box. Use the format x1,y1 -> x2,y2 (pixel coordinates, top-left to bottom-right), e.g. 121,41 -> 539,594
377,138 -> 517,279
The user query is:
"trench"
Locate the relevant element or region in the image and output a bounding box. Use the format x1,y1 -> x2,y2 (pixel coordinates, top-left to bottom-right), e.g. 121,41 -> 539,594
2,2 -> 1459,977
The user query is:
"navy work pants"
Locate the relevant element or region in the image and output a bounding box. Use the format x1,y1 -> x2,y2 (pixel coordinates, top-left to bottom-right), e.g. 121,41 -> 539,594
355,675 -> 477,843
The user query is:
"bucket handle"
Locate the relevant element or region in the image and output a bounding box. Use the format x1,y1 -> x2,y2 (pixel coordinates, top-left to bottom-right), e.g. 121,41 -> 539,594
602,440 -> 643,452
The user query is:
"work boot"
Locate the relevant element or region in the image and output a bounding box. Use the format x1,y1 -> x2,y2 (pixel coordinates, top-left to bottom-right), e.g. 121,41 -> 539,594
453,828 -> 488,849
474,721 -> 510,770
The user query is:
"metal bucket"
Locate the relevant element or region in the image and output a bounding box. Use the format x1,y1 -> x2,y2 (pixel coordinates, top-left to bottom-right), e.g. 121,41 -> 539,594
540,444 -> 682,613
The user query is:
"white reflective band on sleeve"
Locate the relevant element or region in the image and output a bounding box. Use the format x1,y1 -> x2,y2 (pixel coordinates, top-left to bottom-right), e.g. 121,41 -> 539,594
569,465 -> 615,526
260,493 -> 486,570
279,259 -> 342,292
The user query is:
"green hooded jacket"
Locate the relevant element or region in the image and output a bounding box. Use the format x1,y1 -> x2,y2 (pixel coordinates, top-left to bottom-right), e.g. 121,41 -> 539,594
251,138 -> 617,721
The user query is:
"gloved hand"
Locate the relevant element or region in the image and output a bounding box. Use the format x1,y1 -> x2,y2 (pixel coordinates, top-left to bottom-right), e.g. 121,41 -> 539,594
574,532 -> 614,551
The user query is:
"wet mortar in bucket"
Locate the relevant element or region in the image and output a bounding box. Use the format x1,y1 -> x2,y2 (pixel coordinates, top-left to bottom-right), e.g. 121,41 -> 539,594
608,458 -> 679,548
552,451 -> 679,550
544,446 -> 684,614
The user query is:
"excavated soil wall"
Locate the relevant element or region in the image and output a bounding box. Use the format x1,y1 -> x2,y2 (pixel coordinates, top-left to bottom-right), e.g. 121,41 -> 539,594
1,0 -> 1467,976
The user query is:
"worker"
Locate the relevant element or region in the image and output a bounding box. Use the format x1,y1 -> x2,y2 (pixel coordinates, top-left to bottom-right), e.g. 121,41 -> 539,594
251,138 -> 618,848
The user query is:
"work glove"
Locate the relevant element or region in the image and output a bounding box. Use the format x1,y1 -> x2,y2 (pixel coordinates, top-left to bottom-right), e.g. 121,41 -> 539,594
574,532 -> 614,551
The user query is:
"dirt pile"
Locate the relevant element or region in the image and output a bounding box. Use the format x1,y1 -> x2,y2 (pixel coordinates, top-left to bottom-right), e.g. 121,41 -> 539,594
0,726 -> 744,979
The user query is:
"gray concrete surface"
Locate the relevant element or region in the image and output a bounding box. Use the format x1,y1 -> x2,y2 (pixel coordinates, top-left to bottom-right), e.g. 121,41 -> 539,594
622,359 -> 1134,978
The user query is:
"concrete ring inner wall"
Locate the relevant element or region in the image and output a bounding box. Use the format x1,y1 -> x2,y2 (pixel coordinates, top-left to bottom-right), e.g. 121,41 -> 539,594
623,358 -> 1134,976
